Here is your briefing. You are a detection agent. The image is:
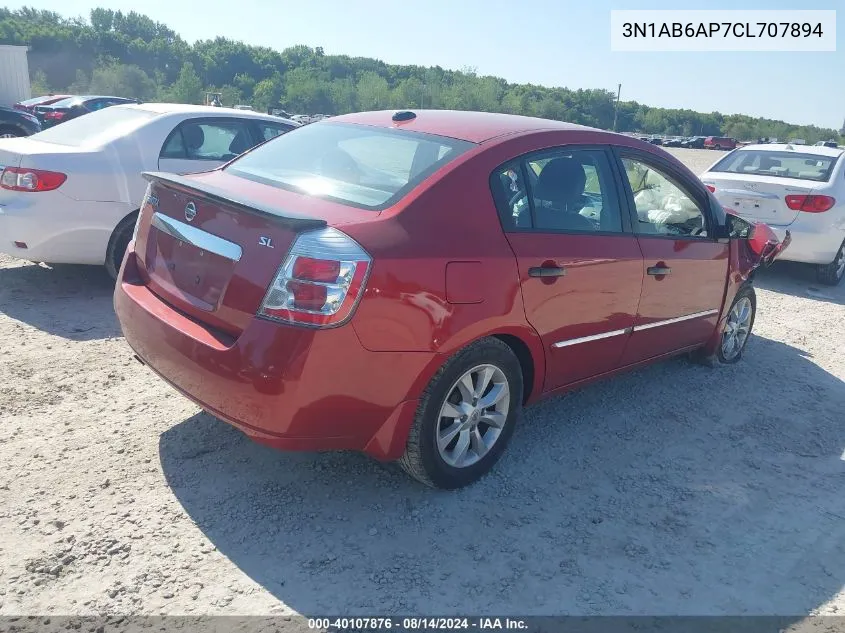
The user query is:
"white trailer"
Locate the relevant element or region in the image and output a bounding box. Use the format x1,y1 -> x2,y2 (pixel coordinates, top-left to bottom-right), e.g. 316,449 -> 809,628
0,45 -> 31,106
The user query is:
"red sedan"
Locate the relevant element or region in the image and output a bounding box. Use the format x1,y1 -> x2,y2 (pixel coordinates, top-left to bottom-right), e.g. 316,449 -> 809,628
114,110 -> 789,489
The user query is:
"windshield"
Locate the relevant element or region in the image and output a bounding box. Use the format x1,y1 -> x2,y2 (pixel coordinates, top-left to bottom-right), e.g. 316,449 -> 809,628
31,106 -> 157,147
226,122 -> 475,210
711,150 -> 839,182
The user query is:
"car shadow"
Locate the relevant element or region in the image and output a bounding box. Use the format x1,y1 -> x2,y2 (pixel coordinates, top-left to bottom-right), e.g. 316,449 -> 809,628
754,261 -> 845,306
159,334 -> 845,616
0,261 -> 120,340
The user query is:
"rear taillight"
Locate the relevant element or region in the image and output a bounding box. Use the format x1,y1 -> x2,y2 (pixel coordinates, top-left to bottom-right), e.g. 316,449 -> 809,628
44,111 -> 66,121
705,184 -> 716,193
784,194 -> 835,213
259,227 -> 371,328
0,167 -> 67,192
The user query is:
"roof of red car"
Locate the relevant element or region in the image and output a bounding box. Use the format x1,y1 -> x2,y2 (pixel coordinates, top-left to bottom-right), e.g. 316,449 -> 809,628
329,109 -> 596,143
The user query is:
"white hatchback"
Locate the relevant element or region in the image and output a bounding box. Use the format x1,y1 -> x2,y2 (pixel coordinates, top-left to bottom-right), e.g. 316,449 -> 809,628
0,103 -> 298,277
701,143 -> 845,285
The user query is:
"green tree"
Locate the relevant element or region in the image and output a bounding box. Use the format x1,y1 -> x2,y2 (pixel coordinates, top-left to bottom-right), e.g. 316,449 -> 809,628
89,63 -> 156,100
252,75 -> 281,112
30,69 -> 50,95
67,69 -> 89,94
166,61 -> 202,104
356,71 -> 389,110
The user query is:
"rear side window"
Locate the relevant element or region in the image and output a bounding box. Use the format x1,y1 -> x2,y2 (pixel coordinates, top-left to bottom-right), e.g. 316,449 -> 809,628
711,150 -> 838,182
161,119 -> 255,161
491,149 -> 624,233
258,121 -> 295,141
225,122 -> 475,210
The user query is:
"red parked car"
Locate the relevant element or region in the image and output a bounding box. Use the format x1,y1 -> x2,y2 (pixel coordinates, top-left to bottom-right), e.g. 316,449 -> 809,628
13,94 -> 72,114
114,110 -> 789,489
704,136 -> 737,150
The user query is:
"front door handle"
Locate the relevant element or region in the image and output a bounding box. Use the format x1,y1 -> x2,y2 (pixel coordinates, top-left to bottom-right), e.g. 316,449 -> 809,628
647,266 -> 672,276
528,266 -> 567,278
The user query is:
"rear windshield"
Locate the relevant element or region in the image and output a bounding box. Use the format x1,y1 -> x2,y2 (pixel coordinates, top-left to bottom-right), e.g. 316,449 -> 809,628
46,98 -> 78,108
31,106 -> 157,147
225,122 -> 475,210
20,96 -> 56,106
711,149 -> 839,182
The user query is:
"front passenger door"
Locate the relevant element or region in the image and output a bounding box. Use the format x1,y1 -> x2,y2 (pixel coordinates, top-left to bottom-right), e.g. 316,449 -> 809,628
614,151 -> 730,365
158,118 -> 256,175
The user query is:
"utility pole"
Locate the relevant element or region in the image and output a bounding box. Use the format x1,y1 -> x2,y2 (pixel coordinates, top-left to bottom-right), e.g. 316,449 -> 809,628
612,83 -> 621,131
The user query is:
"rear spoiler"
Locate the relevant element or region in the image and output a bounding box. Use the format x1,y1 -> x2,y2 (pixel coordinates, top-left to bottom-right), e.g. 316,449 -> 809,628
142,171 -> 327,231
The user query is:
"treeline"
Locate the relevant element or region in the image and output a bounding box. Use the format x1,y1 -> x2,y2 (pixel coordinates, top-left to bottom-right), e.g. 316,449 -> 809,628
2,7 -> 842,143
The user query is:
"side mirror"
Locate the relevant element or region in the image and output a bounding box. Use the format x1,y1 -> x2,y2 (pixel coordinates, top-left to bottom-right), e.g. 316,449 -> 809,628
726,213 -> 753,239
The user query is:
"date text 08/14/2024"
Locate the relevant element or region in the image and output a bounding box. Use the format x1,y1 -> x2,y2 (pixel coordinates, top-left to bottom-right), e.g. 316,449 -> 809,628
308,617 -> 528,631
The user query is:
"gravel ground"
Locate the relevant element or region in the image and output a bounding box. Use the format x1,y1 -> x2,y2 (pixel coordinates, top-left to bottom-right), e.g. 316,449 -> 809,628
1,148 -> 843,619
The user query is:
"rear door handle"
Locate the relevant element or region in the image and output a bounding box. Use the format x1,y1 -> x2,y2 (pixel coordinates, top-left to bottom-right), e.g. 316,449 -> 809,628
528,266 -> 567,278
647,266 -> 672,276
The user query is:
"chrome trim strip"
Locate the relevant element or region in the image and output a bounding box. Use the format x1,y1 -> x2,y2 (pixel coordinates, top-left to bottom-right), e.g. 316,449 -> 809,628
632,309 -> 719,332
151,212 -> 242,262
552,327 -> 632,348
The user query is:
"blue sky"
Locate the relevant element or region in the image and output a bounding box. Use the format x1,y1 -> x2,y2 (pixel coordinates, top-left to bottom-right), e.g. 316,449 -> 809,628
10,0 -> 844,130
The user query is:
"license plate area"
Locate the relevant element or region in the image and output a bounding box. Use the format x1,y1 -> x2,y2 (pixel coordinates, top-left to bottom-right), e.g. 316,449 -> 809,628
146,231 -> 235,312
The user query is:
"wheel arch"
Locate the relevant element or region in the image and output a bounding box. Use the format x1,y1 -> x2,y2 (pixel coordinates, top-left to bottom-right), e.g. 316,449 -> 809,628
104,208 -> 140,276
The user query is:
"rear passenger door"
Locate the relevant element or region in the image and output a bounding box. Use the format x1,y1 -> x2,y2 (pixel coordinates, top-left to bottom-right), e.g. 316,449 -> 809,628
492,147 -> 644,393
612,149 -> 729,365
158,118 -> 257,175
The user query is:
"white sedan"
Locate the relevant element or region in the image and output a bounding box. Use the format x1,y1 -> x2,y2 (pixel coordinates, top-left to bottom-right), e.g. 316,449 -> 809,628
0,103 -> 298,277
701,143 -> 845,285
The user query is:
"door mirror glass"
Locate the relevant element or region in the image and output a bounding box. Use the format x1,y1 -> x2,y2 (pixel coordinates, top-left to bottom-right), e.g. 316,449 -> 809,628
726,213 -> 753,239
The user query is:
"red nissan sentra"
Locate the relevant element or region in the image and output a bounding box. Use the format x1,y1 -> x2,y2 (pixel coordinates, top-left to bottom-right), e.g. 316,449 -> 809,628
114,110 -> 789,489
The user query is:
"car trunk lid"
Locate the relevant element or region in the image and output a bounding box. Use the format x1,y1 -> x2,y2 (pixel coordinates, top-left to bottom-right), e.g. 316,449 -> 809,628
137,170 -> 364,336
703,172 -> 819,226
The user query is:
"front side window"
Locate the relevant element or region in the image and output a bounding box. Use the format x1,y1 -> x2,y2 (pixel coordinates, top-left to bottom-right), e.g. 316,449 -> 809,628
160,120 -> 255,161
620,157 -> 707,237
491,149 -> 623,233
226,122 -> 475,210
710,149 -> 837,182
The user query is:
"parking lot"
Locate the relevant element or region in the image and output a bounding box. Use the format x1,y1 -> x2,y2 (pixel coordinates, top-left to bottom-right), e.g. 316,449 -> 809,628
1,147 -> 843,617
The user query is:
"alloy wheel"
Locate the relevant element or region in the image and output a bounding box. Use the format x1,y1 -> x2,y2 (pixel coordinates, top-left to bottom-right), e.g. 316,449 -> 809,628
435,364 -> 510,468
721,297 -> 753,361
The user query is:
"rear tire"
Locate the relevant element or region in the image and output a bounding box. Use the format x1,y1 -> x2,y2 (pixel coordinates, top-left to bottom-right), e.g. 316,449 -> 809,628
816,241 -> 845,286
398,337 -> 523,489
0,125 -> 22,139
105,212 -> 138,281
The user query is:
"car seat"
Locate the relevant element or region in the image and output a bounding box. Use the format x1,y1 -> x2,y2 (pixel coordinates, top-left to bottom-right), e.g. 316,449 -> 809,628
532,157 -> 595,231
182,125 -> 205,159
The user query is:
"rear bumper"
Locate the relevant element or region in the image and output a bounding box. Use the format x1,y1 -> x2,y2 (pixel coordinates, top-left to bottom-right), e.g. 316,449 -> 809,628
114,251 -> 434,460
0,193 -> 130,265
766,223 -> 844,265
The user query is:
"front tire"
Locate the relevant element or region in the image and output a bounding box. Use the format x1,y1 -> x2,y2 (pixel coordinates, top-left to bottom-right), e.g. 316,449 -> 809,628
398,337 -> 523,489
816,241 -> 845,286
717,286 -> 756,364
105,212 -> 138,280
693,285 -> 756,366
